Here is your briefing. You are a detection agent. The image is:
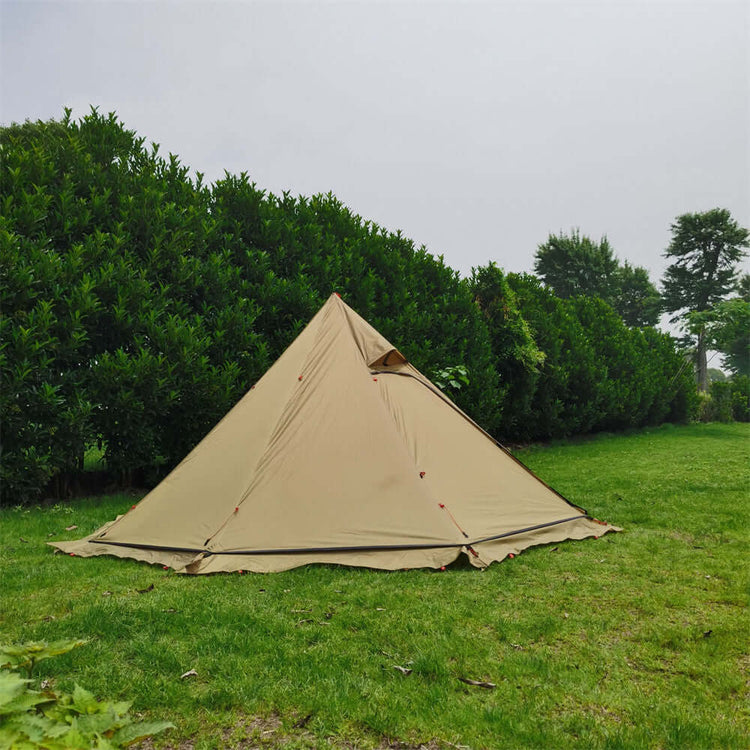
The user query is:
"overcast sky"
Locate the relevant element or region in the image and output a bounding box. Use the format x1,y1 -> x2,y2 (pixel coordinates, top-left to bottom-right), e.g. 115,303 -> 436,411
2,0 -> 748,285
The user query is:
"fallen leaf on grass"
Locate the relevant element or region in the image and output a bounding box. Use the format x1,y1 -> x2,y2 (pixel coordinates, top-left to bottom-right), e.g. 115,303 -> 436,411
162,608 -> 177,613
392,665 -> 413,675
19,537 -> 29,543
550,547 -> 559,552
375,607 -> 386,611
291,608 -> 312,613
180,669 -> 197,679
65,525 -> 78,531
102,591 -> 113,597
510,643 -> 524,650
458,677 -> 496,689
296,619 -> 314,626
136,584 -> 154,594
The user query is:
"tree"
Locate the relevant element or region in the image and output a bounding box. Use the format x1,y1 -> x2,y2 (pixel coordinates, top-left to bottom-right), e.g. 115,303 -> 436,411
534,231 -> 660,326
534,230 -> 618,301
613,262 -> 662,327
661,209 -> 749,390
468,264 -> 544,436
690,298 -> 750,377
736,273 -> 750,301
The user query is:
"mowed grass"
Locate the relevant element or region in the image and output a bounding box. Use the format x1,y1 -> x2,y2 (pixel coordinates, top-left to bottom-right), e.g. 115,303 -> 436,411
1,423 -> 748,749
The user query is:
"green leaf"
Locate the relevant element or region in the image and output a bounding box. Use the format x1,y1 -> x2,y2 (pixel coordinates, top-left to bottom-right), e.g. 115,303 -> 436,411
3,712 -> 60,744
0,670 -> 28,709
0,639 -> 88,672
71,683 -> 103,714
75,708 -> 126,735
111,720 -> 175,746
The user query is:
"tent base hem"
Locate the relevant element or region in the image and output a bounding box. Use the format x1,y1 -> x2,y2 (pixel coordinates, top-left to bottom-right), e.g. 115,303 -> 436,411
49,516 -> 618,573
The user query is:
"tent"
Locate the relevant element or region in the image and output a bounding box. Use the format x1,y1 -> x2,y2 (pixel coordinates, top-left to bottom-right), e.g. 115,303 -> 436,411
52,294 -> 617,572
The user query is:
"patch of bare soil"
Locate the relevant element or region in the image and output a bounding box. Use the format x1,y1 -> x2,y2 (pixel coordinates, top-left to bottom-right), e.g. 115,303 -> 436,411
135,714 -> 457,749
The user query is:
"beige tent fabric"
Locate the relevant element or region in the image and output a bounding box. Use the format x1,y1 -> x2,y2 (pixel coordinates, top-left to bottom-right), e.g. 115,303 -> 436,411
51,293 -> 618,572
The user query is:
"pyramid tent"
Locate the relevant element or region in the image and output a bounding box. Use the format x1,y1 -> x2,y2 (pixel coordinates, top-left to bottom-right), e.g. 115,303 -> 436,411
53,294 -> 617,573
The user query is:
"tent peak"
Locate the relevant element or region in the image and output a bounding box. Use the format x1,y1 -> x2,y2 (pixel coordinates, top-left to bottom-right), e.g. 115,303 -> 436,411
327,294 -> 407,367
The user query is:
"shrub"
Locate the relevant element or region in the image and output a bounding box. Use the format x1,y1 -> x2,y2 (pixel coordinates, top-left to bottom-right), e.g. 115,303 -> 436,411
707,381 -> 734,422
729,375 -> 750,422
0,639 -> 173,748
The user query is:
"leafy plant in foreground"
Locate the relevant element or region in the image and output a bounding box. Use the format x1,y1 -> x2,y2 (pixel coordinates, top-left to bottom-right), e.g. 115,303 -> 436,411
0,640 -> 87,678
0,639 -> 173,748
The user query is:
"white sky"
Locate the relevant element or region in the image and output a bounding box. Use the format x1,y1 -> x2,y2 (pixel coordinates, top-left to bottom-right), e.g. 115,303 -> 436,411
2,0 -> 748,286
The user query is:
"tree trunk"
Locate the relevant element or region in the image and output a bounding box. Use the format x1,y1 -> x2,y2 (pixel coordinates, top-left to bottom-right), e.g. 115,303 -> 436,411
696,328 -> 708,392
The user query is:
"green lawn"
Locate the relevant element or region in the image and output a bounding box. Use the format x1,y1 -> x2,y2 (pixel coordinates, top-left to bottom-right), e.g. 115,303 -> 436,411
1,423 -> 748,749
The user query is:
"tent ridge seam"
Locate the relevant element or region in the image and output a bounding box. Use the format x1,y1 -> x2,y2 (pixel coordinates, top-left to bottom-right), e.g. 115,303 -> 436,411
202,308 -> 329,548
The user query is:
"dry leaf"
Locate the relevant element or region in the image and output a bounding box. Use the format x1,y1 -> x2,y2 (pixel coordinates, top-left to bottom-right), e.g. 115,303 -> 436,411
19,537 -> 29,543
180,669 -> 198,679
458,677 -> 496,689
376,607 -> 386,611
65,525 -> 78,531
136,583 -> 155,594
393,664 -> 412,674
102,591 -> 113,597
392,665 -> 413,675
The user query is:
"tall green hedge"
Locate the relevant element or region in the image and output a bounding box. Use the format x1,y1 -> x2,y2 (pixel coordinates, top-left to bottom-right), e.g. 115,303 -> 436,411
0,110 -> 698,504
0,111 -> 499,504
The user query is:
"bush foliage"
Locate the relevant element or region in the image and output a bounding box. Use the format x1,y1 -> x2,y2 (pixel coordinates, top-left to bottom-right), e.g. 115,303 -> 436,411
0,638 -> 173,748
1,110 -> 698,504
